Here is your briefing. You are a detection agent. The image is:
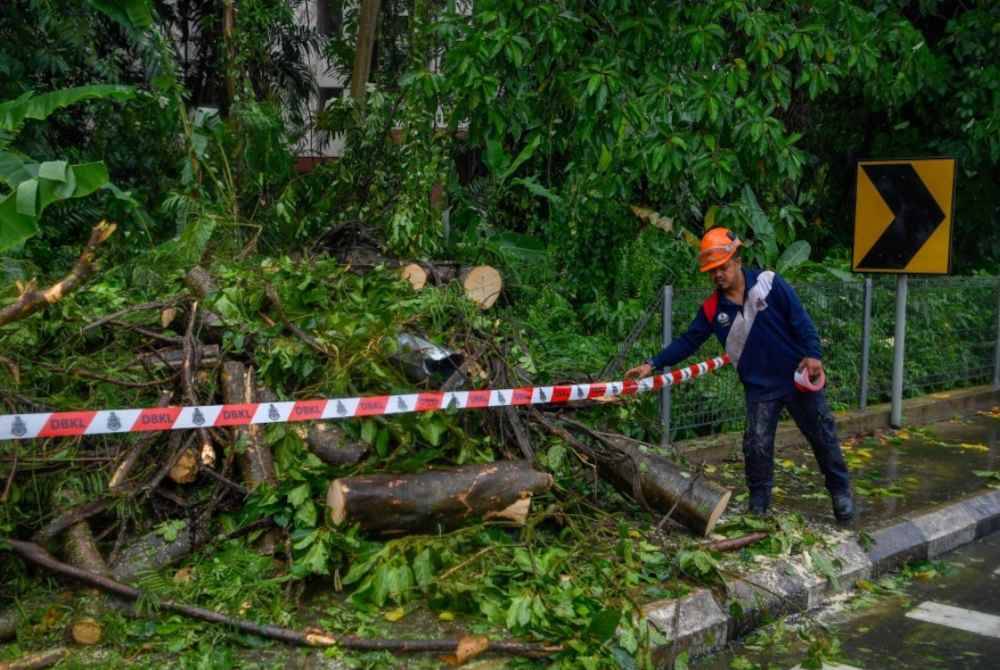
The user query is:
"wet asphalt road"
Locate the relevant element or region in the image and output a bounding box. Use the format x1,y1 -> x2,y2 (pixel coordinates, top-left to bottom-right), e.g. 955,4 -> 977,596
694,530 -> 1000,670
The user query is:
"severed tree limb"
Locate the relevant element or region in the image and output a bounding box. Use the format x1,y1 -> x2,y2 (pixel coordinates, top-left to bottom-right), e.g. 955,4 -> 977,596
33,497 -> 115,544
0,647 -> 68,670
6,539 -> 559,657
108,391 -> 174,493
0,222 -> 116,328
704,532 -> 768,553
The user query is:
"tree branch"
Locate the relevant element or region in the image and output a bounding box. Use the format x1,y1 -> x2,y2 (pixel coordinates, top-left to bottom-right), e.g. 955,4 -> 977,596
0,221 -> 116,328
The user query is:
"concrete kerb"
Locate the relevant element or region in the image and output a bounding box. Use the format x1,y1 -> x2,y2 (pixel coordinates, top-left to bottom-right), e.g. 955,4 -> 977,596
642,488 -> 1000,668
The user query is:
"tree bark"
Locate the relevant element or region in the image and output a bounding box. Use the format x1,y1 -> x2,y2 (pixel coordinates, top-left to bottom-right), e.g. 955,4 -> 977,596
110,521 -> 193,584
61,491 -> 111,646
304,423 -> 368,467
327,461 -> 552,533
220,361 -> 276,490
597,440 -> 731,537
0,222 -> 115,328
0,647 -> 67,670
350,0 -> 381,108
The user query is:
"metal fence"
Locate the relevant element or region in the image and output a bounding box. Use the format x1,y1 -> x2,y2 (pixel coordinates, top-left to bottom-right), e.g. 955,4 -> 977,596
647,275 -> 1000,442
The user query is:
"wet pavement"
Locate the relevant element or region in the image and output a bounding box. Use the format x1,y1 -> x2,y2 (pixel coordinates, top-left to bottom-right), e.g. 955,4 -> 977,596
708,412 -> 1000,529
692,529 -> 1000,670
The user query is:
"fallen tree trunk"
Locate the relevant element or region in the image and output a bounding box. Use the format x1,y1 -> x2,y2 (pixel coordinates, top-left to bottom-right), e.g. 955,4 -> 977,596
220,361 -> 276,490
0,222 -> 115,328
327,461 -> 552,533
533,416 -> 731,537
595,440 -> 731,537
0,647 -> 67,670
7,539 -> 559,658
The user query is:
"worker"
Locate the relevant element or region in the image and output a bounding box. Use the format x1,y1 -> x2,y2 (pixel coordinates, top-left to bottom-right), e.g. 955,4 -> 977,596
625,228 -> 854,522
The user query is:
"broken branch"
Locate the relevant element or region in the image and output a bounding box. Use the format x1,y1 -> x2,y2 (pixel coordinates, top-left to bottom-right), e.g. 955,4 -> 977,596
0,221 -> 116,328
6,539 -> 559,657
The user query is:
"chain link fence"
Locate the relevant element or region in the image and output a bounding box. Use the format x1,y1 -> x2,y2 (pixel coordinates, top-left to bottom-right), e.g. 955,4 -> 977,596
648,275 -> 1000,441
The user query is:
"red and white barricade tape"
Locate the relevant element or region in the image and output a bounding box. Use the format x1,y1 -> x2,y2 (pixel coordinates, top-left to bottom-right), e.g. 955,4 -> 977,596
0,355 -> 730,441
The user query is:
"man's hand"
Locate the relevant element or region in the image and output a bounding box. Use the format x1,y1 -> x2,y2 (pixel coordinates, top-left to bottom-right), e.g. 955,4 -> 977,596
798,357 -> 824,383
624,363 -> 653,380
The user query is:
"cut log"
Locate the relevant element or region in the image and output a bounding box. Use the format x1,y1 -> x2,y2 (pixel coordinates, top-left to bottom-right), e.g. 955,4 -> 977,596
110,521 -> 193,583
168,447 -> 199,484
220,362 -> 276,490
305,423 -> 368,467
459,266 -> 502,309
61,491 -> 110,646
0,647 -> 67,670
400,263 -> 428,290
327,461 -> 552,533
598,440 -> 730,537
70,617 -> 102,645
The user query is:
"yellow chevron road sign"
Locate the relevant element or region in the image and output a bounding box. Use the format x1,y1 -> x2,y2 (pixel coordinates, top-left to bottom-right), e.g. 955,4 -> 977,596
852,158 -> 956,274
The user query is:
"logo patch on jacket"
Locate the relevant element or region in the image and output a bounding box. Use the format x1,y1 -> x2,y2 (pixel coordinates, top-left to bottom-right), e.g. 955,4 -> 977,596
755,298 -> 767,311
717,312 -> 730,326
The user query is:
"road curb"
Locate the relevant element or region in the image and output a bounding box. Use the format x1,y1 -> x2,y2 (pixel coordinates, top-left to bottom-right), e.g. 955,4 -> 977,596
643,487 -> 1000,668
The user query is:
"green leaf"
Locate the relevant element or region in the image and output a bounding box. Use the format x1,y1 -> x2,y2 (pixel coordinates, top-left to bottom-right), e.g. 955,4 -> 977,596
776,240 -> 811,272
417,416 -> 447,446
300,539 -> 330,575
511,176 -> 562,203
506,595 -> 532,629
587,608 -> 621,642
85,0 -> 153,30
15,179 -> 37,216
287,483 -> 311,507
0,160 -> 114,252
413,548 -> 435,587
361,419 -> 377,444
295,500 -> 318,527
705,205 -> 718,230
500,135 -> 541,181
0,85 -> 134,132
673,651 -> 690,670
154,519 -> 186,543
484,138 -> 510,175
37,160 -> 68,182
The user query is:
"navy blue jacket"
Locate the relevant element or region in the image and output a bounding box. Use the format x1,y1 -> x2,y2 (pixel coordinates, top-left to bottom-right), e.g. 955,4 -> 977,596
648,268 -> 821,401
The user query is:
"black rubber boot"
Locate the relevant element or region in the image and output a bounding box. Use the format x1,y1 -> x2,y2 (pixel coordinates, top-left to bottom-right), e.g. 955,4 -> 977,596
747,490 -> 771,517
832,491 -> 855,523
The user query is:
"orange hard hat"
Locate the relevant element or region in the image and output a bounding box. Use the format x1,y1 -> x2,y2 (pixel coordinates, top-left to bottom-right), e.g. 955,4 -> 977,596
699,227 -> 742,272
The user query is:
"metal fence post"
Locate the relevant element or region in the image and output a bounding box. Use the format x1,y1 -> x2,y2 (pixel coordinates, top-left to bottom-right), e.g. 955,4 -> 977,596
859,276 -> 873,409
890,274 -> 908,428
660,285 -> 673,448
994,278 -> 1000,390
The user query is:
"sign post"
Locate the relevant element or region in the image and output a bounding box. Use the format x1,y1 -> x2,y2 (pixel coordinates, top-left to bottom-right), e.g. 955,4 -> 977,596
851,158 -> 956,427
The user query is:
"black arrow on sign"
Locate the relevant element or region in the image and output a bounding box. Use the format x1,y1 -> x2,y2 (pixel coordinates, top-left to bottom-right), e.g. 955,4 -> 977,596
858,164 -> 945,269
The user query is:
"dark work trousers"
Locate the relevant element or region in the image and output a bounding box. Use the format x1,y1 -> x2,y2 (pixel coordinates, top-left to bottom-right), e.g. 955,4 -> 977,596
743,389 -> 851,508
